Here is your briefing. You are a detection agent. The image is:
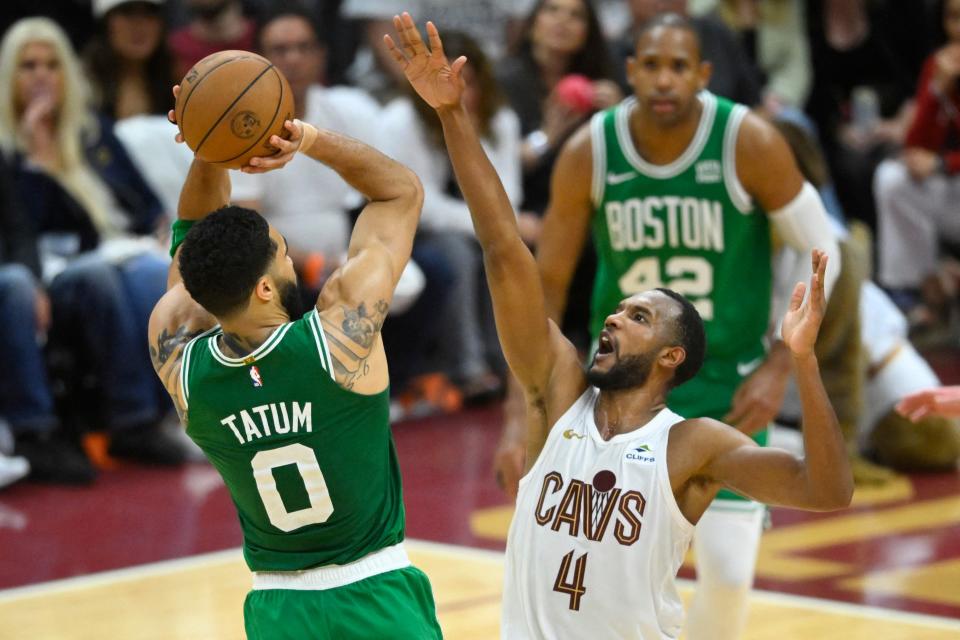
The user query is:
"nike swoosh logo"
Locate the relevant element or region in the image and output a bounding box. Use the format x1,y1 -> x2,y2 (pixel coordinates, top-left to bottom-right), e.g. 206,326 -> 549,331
736,356 -> 765,377
563,429 -> 586,440
606,171 -> 637,185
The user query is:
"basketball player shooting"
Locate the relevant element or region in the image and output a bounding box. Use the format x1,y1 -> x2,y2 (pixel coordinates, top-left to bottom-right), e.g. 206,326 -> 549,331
146,84 -> 442,639
386,13 -> 853,638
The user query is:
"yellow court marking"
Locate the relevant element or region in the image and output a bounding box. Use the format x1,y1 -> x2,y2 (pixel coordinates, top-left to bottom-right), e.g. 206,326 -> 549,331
840,558 -> 960,609
1,540 -> 959,639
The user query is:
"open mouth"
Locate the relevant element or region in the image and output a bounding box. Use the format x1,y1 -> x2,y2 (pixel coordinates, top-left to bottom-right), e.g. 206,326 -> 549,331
597,331 -> 615,356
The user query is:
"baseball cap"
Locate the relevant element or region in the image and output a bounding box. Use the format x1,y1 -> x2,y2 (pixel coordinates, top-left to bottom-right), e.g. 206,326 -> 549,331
92,0 -> 164,19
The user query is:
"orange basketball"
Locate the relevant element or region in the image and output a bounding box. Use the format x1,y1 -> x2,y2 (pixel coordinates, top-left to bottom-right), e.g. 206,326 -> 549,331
174,50 -> 294,169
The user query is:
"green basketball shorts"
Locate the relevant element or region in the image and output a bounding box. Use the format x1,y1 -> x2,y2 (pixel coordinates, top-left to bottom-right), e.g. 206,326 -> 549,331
244,564 -> 442,639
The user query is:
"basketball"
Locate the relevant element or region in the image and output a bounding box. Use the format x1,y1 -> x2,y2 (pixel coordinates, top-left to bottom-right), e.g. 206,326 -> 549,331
174,50 -> 294,169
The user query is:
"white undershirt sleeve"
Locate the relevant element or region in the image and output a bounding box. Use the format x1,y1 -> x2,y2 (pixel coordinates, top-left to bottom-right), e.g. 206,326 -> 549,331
768,181 -> 841,335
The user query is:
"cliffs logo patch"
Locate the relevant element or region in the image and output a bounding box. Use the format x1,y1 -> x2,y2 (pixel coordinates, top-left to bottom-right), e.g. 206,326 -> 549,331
695,159 -> 721,184
563,429 -> 586,440
626,444 -> 654,463
250,365 -> 263,388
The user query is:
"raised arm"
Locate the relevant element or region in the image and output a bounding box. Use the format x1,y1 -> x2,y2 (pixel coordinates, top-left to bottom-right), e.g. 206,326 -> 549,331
244,113 -> 423,392
386,14 -> 585,411
696,251 -> 853,512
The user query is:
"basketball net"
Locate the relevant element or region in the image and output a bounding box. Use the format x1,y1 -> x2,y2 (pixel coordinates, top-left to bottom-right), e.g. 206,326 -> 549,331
591,488 -> 612,531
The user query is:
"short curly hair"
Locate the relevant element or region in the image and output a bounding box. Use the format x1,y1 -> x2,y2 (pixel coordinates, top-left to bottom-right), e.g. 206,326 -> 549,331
655,288 -> 706,388
178,206 -> 277,317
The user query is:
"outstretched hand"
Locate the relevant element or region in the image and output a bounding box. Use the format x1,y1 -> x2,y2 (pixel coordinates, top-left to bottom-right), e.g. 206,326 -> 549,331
384,12 -> 467,110
781,249 -> 828,358
896,386 -> 960,422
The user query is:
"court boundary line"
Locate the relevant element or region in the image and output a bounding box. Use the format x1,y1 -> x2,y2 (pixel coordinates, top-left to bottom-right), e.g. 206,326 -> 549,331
2,540 -> 959,631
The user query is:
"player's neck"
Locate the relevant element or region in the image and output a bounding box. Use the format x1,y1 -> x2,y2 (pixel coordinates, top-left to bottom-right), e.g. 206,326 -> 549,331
217,311 -> 289,358
628,97 -> 703,166
593,386 -> 668,441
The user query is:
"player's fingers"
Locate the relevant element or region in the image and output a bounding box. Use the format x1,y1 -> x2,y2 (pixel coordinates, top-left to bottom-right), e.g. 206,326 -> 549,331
426,21 -> 444,56
401,12 -> 426,55
723,398 -> 748,425
908,406 -> 931,423
167,108 -> 177,125
450,55 -> 468,78
172,84 -> 180,99
383,34 -> 408,67
175,131 -> 184,144
284,119 -> 304,140
788,281 -> 805,312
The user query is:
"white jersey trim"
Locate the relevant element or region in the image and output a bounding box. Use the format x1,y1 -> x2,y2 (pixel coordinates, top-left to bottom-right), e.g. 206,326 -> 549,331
723,103 -> 754,214
589,110 -> 607,208
179,324 -> 220,412
307,309 -> 336,381
208,322 -> 293,367
251,543 -> 410,591
516,387 -> 596,491
616,92 -> 717,180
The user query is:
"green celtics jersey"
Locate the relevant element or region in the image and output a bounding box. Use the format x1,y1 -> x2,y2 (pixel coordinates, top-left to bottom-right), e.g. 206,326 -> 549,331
589,92 -> 772,425
180,308 -> 404,572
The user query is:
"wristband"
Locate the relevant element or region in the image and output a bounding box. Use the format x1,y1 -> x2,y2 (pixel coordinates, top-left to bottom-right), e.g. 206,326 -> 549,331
169,219 -> 196,258
298,120 -> 319,154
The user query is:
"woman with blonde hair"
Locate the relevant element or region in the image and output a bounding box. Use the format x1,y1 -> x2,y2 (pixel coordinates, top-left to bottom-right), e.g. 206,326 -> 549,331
0,17 -> 189,478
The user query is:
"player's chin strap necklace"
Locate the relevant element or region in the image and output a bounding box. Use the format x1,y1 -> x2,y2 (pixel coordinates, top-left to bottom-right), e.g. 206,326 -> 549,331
597,402 -> 667,440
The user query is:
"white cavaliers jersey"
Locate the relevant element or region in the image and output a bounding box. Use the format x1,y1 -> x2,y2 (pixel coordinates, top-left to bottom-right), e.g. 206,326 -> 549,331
502,388 -> 695,639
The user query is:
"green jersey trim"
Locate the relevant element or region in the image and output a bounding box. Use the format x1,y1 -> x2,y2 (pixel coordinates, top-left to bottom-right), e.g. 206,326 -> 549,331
615,92 -> 717,180
209,322 -> 293,367
589,110 -> 607,208
722,104 -> 753,214
180,324 -> 220,411
306,309 -> 336,381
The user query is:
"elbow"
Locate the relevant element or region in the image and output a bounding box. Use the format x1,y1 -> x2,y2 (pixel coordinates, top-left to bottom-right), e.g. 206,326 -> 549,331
812,477 -> 854,512
398,167 -> 424,212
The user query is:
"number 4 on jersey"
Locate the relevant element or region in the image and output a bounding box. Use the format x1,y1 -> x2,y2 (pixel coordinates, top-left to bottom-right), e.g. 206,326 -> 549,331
553,550 -> 588,610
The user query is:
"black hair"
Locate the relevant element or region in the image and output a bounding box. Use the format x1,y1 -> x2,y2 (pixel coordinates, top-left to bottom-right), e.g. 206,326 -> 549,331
179,206 -> 277,318
634,12 -> 702,62
514,0 -> 615,81
254,0 -> 326,51
83,1 -> 176,119
654,287 -> 706,387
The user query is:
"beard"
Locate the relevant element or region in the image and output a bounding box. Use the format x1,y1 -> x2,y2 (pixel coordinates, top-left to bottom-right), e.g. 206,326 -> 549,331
277,277 -> 304,320
586,352 -> 656,391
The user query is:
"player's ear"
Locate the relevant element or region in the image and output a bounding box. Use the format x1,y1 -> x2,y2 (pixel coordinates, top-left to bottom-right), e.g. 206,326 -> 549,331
658,345 -> 686,372
625,56 -> 636,89
253,275 -> 274,303
697,60 -> 712,91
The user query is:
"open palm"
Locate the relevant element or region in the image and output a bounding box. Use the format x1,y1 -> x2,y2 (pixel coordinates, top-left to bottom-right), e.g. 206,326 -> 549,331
384,13 -> 467,110
781,250 -> 828,358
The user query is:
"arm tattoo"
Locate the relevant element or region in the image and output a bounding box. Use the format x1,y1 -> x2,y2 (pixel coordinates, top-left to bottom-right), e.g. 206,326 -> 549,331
321,299 -> 389,389
340,300 -> 389,348
150,325 -> 205,371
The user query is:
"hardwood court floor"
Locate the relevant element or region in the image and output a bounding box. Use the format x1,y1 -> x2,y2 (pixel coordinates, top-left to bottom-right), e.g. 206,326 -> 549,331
1,540 -> 958,640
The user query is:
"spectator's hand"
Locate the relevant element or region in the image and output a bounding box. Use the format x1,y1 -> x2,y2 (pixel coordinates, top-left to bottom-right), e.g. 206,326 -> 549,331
34,288 -> 51,334
542,93 -> 582,146
933,43 -> 960,94
903,147 -> 940,181
723,342 -> 792,435
241,120 -> 304,174
493,436 -> 525,499
591,80 -> 623,110
384,13 -> 467,111
21,88 -> 58,168
167,85 -> 185,144
896,386 -> 960,421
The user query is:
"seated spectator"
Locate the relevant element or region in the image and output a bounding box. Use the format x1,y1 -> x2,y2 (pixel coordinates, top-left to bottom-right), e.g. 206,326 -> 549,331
612,0 -> 762,107
341,0 -> 532,102
0,17 -> 188,475
691,0 -> 811,115
381,31 -> 520,402
84,0 -> 176,121
232,4 -> 452,403
168,0 -> 255,78
874,0 -> 960,327
806,0 -> 929,231
773,118 -> 960,477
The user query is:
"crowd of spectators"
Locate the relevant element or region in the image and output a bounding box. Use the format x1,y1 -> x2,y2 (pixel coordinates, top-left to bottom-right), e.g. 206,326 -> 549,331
0,0 -> 958,488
